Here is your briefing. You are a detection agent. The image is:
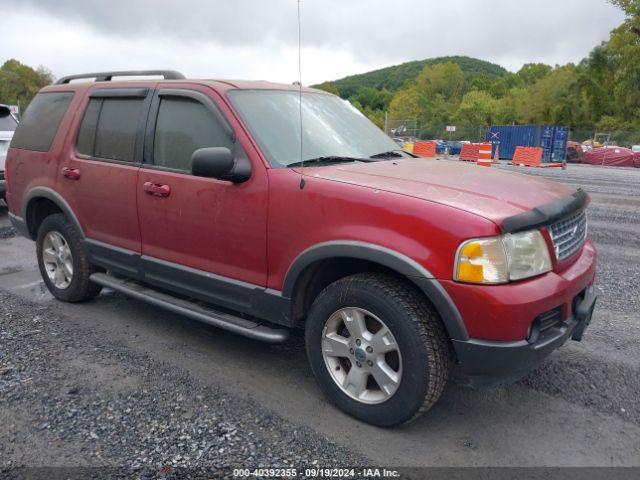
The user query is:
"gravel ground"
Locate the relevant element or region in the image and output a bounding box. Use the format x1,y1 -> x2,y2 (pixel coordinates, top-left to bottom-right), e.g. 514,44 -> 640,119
0,291 -> 367,478
0,225 -> 16,239
1,163 -> 639,476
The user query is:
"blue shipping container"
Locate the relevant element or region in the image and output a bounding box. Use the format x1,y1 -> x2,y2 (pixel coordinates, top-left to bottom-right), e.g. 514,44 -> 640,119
486,125 -> 568,162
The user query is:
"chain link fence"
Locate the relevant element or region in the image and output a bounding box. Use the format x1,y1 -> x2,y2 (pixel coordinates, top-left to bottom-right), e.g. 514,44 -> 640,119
383,120 -> 487,143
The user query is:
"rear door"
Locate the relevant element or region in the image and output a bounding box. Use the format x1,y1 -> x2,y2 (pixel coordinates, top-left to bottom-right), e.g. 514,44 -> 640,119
136,86 -> 269,311
63,87 -> 153,277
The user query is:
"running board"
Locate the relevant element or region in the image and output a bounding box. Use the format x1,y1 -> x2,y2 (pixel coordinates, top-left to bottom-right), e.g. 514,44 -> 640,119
89,273 -> 289,343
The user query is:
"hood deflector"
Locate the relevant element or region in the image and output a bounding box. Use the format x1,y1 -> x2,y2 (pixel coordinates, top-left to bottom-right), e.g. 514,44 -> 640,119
501,189 -> 588,234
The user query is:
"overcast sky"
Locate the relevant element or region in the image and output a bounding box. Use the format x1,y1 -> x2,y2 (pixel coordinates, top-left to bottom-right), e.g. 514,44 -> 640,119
0,0 -> 625,85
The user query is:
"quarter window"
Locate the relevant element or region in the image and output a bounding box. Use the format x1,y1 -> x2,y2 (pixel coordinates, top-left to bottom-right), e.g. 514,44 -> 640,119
76,97 -> 144,162
153,97 -> 233,172
11,92 -> 74,152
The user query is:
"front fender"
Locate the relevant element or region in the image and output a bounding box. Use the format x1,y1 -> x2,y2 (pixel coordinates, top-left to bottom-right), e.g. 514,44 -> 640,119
283,240 -> 469,341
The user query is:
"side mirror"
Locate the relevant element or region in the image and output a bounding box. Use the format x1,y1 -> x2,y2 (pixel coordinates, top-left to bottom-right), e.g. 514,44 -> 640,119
191,147 -> 252,183
191,147 -> 234,179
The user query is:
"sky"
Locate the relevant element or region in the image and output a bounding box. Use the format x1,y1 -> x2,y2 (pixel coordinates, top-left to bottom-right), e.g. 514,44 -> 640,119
0,0 -> 626,86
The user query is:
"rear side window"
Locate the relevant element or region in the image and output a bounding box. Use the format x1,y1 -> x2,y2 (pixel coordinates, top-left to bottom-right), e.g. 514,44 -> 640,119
153,97 -> 233,171
10,92 -> 74,151
76,97 -> 144,162
0,108 -> 17,131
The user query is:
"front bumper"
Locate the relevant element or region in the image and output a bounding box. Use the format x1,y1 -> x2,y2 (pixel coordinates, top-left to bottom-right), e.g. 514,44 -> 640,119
452,286 -> 597,386
443,240 -> 597,387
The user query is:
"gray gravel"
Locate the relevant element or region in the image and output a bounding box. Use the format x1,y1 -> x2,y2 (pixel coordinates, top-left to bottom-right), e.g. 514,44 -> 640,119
1,162 -> 640,473
0,292 -> 367,478
0,225 -> 16,239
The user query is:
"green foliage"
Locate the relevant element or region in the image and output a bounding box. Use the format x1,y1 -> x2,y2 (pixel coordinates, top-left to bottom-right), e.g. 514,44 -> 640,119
315,1 -> 639,141
317,56 -> 508,99
515,63 -> 553,86
454,90 -> 498,127
314,81 -> 340,96
0,59 -> 54,111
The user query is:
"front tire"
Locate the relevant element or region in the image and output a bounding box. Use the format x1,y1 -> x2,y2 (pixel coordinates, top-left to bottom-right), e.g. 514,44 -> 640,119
36,213 -> 102,302
305,273 -> 451,427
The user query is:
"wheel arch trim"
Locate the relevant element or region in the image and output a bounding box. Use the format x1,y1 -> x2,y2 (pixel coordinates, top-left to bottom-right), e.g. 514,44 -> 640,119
22,187 -> 84,240
282,241 -> 469,341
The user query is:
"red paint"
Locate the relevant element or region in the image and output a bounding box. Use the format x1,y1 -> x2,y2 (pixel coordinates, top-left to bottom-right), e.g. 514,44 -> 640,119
6,79 -> 596,342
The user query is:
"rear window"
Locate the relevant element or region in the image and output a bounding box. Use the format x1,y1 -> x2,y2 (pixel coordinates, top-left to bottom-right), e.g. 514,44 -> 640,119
0,108 -> 17,132
76,97 -> 144,162
10,92 -> 74,152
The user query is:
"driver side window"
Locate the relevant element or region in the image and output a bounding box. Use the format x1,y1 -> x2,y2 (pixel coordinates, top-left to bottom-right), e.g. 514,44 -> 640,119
153,96 -> 233,172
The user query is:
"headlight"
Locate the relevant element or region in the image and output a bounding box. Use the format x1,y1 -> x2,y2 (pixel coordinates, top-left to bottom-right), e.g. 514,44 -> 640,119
455,230 -> 551,284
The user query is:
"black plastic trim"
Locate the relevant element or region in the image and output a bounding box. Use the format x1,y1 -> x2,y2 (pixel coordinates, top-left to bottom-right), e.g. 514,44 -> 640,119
90,273 -> 289,343
85,239 -> 142,279
21,187 -> 85,240
501,189 -> 588,234
83,241 -> 291,326
89,88 -> 149,98
283,241 -> 469,340
453,288 -> 597,386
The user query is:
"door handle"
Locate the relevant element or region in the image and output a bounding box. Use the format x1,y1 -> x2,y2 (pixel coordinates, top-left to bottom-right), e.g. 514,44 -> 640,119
143,181 -> 171,197
61,166 -> 81,180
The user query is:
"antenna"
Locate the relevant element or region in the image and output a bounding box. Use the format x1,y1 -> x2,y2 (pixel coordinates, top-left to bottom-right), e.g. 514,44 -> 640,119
297,0 -> 305,189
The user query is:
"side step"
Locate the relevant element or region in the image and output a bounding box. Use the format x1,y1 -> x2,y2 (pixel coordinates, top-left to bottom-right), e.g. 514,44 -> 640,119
90,273 -> 290,343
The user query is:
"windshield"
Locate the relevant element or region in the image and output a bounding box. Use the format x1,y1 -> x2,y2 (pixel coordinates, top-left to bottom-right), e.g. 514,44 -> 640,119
228,90 -> 408,167
0,109 -> 17,132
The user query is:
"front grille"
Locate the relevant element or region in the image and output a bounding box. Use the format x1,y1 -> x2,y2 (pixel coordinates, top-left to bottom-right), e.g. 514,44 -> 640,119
548,210 -> 587,260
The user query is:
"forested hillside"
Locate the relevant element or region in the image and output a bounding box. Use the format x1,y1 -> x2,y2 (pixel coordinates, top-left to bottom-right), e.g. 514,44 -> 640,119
314,0 -> 640,144
317,56 -> 508,98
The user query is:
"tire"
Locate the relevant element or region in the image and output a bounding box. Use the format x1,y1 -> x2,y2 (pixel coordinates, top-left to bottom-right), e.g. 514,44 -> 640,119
36,213 -> 102,302
305,273 -> 451,427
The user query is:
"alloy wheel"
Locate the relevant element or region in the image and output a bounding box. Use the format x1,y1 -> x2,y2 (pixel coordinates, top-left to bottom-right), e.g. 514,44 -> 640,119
321,307 -> 402,404
42,231 -> 74,289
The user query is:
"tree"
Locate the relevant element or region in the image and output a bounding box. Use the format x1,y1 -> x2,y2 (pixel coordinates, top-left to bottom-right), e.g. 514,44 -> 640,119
388,86 -> 422,121
515,63 -> 552,87
511,65 -> 579,125
0,59 -> 54,111
454,90 -> 498,126
314,81 -> 340,96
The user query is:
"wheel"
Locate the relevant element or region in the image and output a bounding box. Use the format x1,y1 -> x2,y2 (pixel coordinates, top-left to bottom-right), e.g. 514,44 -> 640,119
36,213 -> 102,302
305,273 -> 451,427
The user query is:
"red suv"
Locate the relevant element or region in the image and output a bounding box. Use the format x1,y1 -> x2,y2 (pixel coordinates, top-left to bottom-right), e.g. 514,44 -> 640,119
6,71 -> 597,426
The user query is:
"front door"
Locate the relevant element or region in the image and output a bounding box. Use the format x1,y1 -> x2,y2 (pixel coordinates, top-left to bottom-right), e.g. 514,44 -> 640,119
136,87 -> 269,312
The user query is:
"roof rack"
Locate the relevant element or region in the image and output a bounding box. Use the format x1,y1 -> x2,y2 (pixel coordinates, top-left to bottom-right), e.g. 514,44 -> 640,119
55,70 -> 186,85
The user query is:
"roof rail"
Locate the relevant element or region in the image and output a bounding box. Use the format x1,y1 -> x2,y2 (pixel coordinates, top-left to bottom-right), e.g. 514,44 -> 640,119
55,70 -> 186,85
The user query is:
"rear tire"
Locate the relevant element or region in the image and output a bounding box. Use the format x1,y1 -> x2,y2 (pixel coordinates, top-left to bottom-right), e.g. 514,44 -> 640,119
36,213 -> 102,302
305,273 -> 451,427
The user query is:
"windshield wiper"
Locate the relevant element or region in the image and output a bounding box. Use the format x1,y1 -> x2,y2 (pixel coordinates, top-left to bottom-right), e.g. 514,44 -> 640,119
287,156 -> 373,168
369,150 -> 405,159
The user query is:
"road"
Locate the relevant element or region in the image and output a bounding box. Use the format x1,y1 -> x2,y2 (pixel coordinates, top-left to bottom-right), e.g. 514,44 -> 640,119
1,162 -> 639,473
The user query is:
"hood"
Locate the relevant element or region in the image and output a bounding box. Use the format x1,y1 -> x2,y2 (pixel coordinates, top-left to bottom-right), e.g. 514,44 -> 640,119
301,159 -> 575,227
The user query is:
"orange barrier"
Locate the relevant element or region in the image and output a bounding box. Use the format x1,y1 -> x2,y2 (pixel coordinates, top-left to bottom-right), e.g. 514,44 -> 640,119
477,142 -> 493,167
512,146 -> 543,167
413,141 -> 436,158
459,144 -> 480,162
